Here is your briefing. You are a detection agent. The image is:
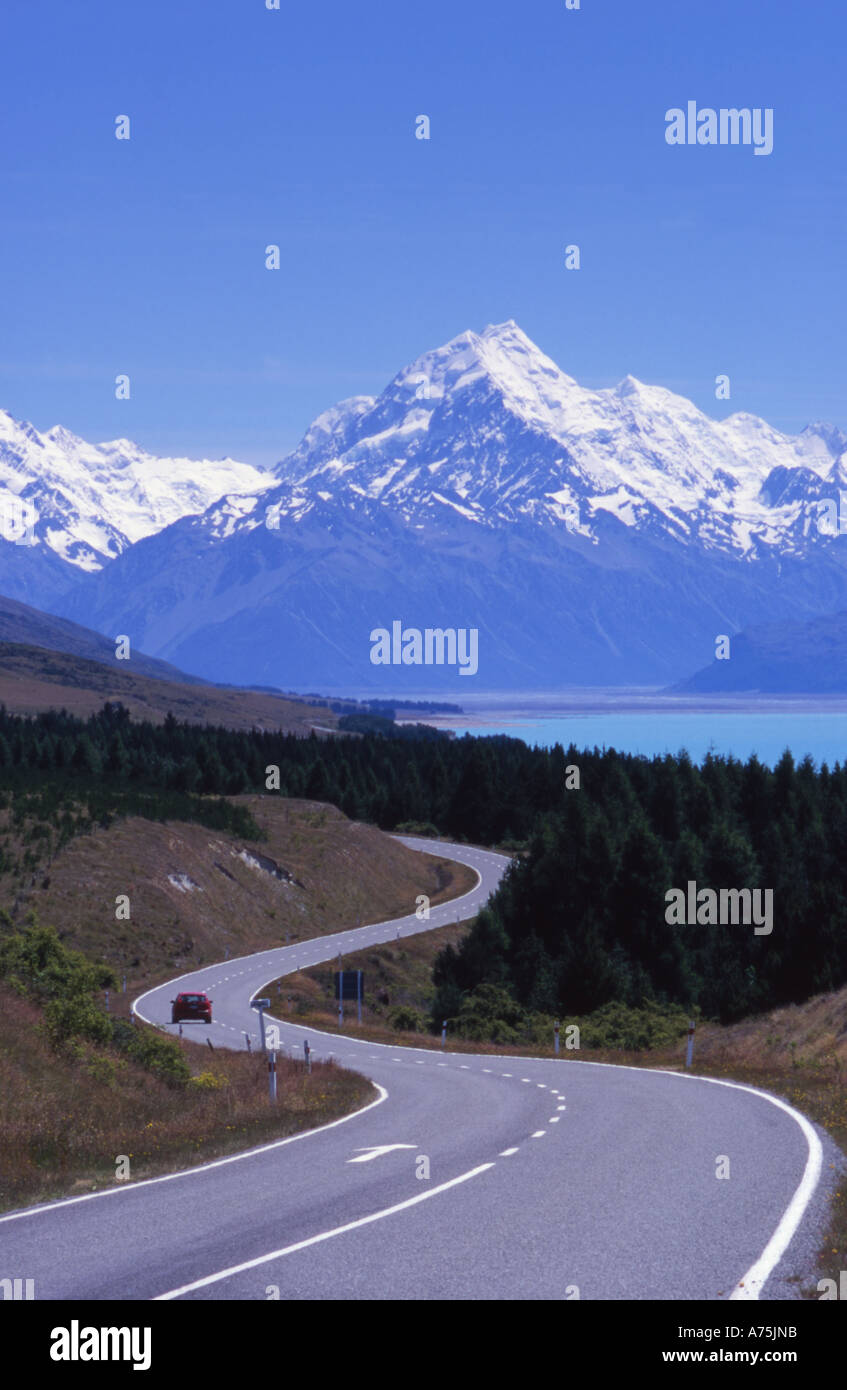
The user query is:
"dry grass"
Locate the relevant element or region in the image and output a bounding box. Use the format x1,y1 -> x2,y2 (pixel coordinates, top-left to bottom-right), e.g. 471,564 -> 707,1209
0,802 -> 474,1211
0,983 -> 373,1212
0,642 -> 333,733
2,796 -> 477,996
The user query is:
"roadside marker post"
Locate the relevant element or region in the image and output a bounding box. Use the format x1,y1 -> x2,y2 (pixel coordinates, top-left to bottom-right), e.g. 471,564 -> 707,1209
252,998 -> 271,1054
244,1032 -> 252,1054
304,1039 -> 312,1073
268,1050 -> 277,1102
441,1019 -> 447,1049
105,990 -> 110,1012
554,1020 -> 560,1055
357,970 -> 362,1024
686,1018 -> 695,1069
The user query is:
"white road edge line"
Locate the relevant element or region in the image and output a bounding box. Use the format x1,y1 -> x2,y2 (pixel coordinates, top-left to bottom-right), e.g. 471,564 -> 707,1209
152,1162 -> 496,1299
0,1085 -> 389,1225
726,1086 -> 823,1300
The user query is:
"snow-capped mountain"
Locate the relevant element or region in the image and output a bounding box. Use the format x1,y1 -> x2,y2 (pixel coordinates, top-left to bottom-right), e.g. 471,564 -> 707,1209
267,321 -> 847,557
39,323 -> 847,690
0,408 -> 270,578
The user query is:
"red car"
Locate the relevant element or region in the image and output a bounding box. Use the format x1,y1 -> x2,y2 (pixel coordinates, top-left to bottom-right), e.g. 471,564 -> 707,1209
171,991 -> 213,1024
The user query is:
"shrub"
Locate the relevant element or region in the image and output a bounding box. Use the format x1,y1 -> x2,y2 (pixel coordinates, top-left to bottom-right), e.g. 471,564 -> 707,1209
388,1005 -> 426,1032
0,920 -> 115,1001
43,995 -> 112,1048
395,821 -> 441,838
452,982 -> 528,1044
188,1071 -> 227,1090
122,1029 -> 191,1087
576,999 -> 692,1050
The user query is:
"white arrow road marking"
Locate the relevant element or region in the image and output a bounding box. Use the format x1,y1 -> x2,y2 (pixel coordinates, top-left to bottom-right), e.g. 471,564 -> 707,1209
347,1144 -> 418,1164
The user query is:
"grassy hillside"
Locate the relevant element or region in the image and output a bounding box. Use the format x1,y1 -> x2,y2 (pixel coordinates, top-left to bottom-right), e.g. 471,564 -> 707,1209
0,794 -> 476,996
0,592 -> 207,683
0,641 -> 333,732
0,979 -> 372,1212
0,792 -> 474,1212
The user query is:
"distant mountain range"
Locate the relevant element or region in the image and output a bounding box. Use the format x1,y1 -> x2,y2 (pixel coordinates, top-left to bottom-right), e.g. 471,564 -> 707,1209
5,321 -> 847,691
0,408 -> 269,607
676,611 -> 847,694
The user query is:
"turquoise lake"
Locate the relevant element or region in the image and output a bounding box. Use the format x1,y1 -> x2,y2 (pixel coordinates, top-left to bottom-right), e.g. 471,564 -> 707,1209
437,709 -> 847,768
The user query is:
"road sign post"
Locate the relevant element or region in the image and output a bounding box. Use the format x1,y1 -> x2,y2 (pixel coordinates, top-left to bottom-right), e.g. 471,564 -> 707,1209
335,970 -> 364,1019
686,1018 -> 695,1069
554,1020 -> 560,1055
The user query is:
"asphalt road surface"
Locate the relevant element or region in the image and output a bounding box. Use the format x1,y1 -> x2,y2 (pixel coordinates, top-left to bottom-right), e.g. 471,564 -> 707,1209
0,837 -> 831,1301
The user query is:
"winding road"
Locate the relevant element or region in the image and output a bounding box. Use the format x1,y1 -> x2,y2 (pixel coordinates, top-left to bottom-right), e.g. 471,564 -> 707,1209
0,837 -> 828,1301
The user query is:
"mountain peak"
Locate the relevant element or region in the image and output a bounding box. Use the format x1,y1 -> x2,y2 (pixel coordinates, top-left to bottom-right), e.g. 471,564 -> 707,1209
395,319 -> 581,414
46,424 -> 83,447
479,319 -> 526,343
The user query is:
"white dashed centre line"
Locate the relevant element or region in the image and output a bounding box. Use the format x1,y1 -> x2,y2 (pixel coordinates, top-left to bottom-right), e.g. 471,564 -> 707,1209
531,1131 -> 546,1139
499,1148 -> 519,1157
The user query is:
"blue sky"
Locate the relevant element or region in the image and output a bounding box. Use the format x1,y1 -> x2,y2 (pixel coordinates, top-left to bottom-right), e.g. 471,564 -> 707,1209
1,0 -> 844,465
